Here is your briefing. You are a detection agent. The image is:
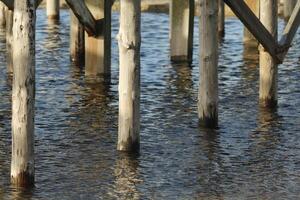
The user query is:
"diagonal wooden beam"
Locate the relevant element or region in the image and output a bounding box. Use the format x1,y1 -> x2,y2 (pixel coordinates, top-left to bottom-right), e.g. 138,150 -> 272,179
278,0 -> 300,62
224,0 -> 281,62
65,0 -> 100,36
0,0 -> 43,10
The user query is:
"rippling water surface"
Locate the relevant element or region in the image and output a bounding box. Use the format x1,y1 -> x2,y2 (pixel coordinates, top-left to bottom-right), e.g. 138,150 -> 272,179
0,9 -> 300,199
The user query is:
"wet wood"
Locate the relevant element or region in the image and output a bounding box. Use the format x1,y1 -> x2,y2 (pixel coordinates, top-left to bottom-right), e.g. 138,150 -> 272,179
170,0 -> 194,63
11,0 -> 36,187
259,0 -> 278,107
85,0 -> 111,76
70,12 -> 85,65
198,0 -> 219,128
118,0 -> 141,151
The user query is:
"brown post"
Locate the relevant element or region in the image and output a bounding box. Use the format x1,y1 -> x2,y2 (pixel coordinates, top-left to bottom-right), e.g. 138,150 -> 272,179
259,0 -> 278,107
198,0 -> 219,128
170,0 -> 194,63
284,0 -> 297,20
85,0 -> 111,77
70,12 -> 85,65
218,0 -> 225,38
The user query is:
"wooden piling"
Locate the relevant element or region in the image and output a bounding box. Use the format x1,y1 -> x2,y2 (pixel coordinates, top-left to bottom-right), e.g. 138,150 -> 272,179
70,12 -> 85,65
198,0 -> 219,128
243,0 -> 259,45
47,0 -> 60,20
11,0 -> 36,187
170,0 -> 194,63
218,0 -> 225,38
85,0 -> 111,76
5,9 -> 13,73
284,0 -> 296,20
259,0 -> 278,107
0,2 -> 6,28
117,0 -> 141,152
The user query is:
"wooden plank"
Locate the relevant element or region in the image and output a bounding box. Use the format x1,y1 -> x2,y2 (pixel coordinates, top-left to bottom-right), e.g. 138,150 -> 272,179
65,0 -> 99,36
224,0 -> 280,62
278,0 -> 300,61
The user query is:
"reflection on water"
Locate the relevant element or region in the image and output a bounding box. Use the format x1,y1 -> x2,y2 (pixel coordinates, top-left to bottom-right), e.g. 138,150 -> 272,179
0,10 -> 299,199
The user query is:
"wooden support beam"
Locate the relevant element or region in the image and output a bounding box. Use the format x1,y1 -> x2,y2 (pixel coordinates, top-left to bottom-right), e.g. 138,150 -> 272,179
0,0 -> 43,10
0,2 -> 6,27
284,0 -> 297,20
243,0 -> 259,44
170,0 -> 194,63
11,0 -> 36,187
118,0 -> 141,152
224,0 -> 280,62
198,0 -> 219,128
218,0 -> 225,37
70,11 -> 85,65
259,0 -> 278,108
84,0 -> 111,76
65,0 -> 99,37
278,0 -> 300,61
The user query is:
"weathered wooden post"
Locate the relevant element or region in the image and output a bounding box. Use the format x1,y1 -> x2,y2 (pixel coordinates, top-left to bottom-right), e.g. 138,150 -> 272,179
243,0 -> 259,45
218,0 -> 225,38
198,0 -> 219,128
47,0 -> 60,20
0,2 -> 6,27
170,0 -> 194,63
85,0 -> 111,76
5,9 -> 13,73
70,12 -> 85,65
259,0 -> 278,107
284,0 -> 296,20
11,0 -> 36,186
117,0 -> 141,151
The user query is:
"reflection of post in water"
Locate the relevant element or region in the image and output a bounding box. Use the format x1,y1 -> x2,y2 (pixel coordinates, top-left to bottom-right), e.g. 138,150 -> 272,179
10,186 -> 34,200
196,128 -> 224,198
242,41 -> 259,82
114,153 -> 141,200
171,62 -> 193,95
257,106 -> 281,134
44,22 -> 60,50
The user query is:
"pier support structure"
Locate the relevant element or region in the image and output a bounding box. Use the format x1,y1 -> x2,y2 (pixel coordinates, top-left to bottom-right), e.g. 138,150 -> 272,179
284,0 -> 297,20
11,0 -> 36,187
243,0 -> 259,45
117,0 -> 141,152
0,1 -> 6,27
198,0 -> 219,128
218,0 -> 225,38
259,0 -> 278,107
5,9 -> 13,73
47,0 -> 60,20
70,12 -> 85,65
84,0 -> 111,77
170,0 -> 194,63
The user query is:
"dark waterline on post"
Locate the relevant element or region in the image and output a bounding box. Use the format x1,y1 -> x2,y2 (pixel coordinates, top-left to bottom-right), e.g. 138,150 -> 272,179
0,10 -> 299,199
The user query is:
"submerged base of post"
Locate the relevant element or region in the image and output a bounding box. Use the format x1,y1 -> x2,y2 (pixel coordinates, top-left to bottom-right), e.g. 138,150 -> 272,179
11,172 -> 34,188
